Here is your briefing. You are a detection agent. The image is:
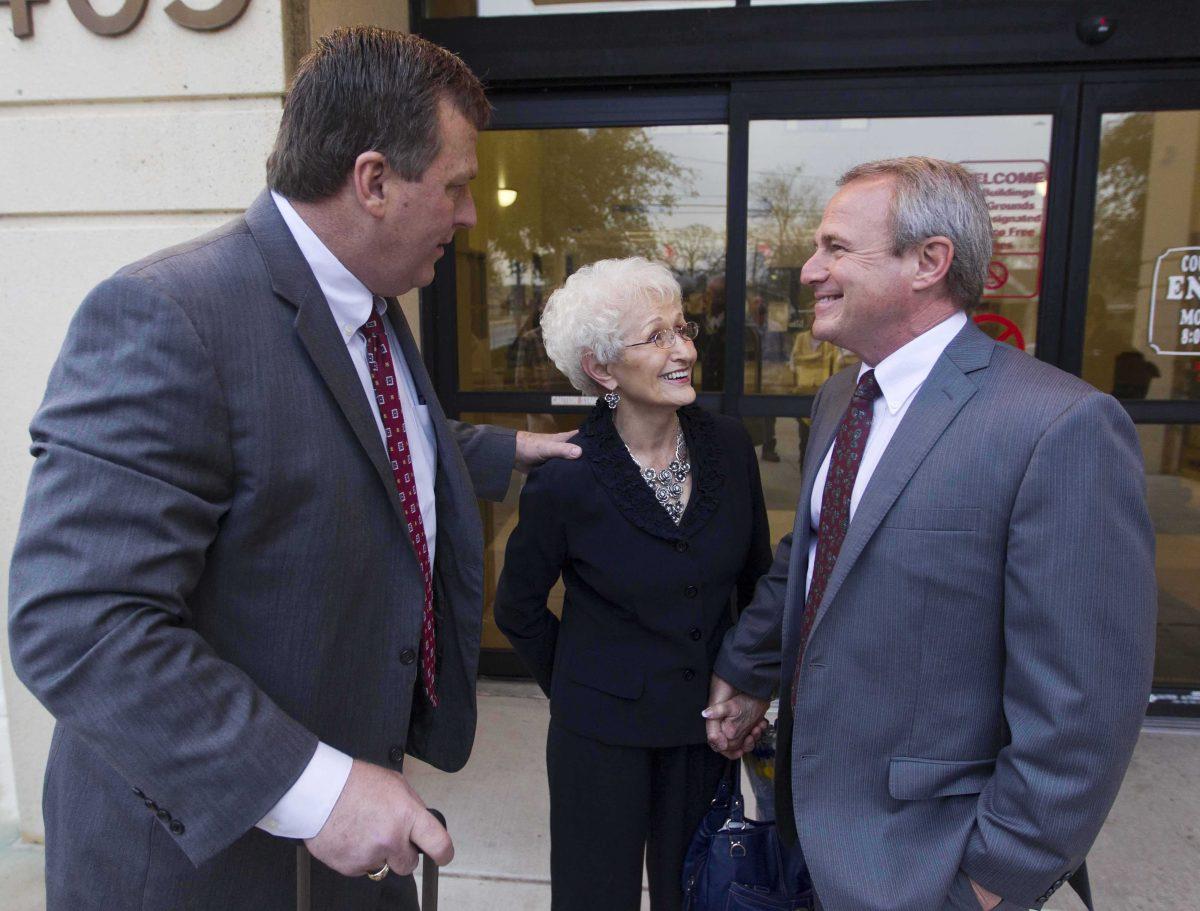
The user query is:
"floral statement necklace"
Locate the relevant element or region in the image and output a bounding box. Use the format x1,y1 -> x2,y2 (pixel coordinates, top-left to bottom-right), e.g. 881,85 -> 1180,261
625,429 -> 692,524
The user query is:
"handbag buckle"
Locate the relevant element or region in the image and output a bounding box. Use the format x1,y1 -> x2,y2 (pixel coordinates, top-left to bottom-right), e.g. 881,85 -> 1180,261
729,838 -> 746,858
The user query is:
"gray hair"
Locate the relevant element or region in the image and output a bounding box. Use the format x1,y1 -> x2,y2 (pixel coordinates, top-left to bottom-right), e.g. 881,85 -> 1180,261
540,257 -> 682,396
838,157 -> 993,311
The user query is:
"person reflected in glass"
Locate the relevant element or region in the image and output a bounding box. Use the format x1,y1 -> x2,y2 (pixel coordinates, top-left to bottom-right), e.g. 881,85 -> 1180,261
494,257 -> 772,911
698,273 -> 727,391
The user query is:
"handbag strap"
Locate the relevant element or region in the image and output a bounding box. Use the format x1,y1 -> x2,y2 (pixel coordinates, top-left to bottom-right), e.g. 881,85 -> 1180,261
725,759 -> 746,827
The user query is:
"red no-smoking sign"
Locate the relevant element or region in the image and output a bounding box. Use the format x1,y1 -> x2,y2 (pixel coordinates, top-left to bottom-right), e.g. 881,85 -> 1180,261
985,261 -> 1009,292
974,313 -> 1026,350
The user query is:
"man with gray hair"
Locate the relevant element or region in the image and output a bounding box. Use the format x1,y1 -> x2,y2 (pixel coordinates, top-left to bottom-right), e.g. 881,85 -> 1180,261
9,26 -> 577,911
704,157 -> 1155,910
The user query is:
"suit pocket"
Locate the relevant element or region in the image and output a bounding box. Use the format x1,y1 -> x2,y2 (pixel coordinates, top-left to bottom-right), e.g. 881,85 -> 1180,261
888,757 -> 995,800
880,506 -> 979,532
566,648 -> 644,700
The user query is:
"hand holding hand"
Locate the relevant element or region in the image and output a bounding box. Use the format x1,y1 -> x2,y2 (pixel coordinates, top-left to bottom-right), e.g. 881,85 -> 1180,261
305,760 -> 452,879
514,430 -> 582,473
703,674 -> 770,760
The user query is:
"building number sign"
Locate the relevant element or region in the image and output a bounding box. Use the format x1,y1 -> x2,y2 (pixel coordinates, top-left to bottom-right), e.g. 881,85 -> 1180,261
3,0 -> 250,38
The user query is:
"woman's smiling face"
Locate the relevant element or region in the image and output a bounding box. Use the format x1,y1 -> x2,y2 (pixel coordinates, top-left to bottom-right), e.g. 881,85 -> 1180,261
605,297 -> 698,413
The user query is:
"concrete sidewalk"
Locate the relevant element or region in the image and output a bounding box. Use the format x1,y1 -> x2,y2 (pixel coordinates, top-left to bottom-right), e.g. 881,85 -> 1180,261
2,680 -> 1198,910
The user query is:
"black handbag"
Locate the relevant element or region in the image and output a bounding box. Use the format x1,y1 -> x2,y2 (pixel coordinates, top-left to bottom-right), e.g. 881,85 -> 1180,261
681,761 -> 813,911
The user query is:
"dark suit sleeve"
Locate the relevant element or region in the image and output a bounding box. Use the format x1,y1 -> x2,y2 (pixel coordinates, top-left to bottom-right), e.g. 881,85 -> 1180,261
7,275 -> 318,866
447,419 -> 516,502
713,386 -> 827,700
492,464 -> 567,696
961,393 -> 1157,907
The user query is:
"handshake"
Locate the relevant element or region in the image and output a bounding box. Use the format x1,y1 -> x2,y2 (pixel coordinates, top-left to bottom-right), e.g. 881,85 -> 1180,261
702,674 -> 772,760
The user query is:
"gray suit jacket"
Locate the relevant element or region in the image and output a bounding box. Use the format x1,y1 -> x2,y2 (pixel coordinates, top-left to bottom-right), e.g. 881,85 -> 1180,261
715,321 -> 1156,911
8,190 -> 516,910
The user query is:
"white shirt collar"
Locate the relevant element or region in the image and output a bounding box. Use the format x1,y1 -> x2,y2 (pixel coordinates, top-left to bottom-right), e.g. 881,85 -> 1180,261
271,191 -> 382,341
860,311 -> 969,415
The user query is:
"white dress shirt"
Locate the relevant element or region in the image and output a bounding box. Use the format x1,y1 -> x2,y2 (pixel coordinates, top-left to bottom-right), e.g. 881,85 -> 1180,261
256,192 -> 439,839
805,312 -> 968,596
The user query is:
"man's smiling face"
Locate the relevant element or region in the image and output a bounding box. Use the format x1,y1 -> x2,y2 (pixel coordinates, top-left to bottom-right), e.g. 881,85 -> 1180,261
800,176 -> 917,364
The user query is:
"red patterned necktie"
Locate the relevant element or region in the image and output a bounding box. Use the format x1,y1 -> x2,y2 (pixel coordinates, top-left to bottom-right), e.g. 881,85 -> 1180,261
791,369 -> 882,706
360,313 -> 438,708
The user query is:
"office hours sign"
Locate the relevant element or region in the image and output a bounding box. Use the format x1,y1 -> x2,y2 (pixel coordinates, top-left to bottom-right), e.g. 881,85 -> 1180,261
3,0 -> 249,38
1150,247 -> 1200,355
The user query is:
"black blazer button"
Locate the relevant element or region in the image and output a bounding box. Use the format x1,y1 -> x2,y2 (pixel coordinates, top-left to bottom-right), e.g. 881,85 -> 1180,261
144,799 -> 157,810
399,648 -> 416,665
156,809 -> 171,822
689,627 -> 702,641
388,746 -> 404,765
170,820 -> 185,836
675,540 -> 689,553
684,584 -> 698,598
132,787 -> 145,799
683,668 -> 696,681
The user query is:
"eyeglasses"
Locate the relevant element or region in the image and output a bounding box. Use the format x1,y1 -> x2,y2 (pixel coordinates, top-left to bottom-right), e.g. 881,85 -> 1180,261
625,321 -> 700,350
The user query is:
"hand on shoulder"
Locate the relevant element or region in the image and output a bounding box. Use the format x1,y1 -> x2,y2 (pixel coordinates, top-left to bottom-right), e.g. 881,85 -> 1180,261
515,430 -> 582,474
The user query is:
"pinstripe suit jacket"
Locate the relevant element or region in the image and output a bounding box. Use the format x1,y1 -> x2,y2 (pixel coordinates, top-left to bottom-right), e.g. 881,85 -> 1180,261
8,191 -> 515,910
715,320 -> 1156,911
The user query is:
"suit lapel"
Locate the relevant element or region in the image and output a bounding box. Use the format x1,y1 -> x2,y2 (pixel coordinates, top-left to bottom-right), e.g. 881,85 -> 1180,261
245,191 -> 408,528
806,322 -> 994,642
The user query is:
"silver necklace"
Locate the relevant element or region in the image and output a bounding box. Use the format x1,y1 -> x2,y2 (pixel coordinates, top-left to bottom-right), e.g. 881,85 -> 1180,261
625,429 -> 691,524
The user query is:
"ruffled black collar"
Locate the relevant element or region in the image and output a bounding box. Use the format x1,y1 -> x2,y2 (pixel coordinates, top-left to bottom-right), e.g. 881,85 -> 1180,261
578,401 -> 725,542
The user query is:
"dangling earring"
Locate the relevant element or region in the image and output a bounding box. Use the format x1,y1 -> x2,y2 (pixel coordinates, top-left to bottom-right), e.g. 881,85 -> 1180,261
604,390 -> 620,410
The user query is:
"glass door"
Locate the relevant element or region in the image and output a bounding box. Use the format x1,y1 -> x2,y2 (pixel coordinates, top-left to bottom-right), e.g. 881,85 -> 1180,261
428,71 -> 1200,714
1065,75 -> 1200,715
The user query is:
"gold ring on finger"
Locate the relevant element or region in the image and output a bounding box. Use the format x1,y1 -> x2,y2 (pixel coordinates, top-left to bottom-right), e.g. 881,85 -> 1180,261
367,861 -> 390,882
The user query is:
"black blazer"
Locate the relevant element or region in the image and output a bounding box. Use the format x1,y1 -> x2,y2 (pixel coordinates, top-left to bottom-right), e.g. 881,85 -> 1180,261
495,403 -> 771,748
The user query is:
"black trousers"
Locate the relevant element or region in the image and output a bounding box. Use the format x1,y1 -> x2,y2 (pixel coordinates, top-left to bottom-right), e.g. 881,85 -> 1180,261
546,720 -> 726,911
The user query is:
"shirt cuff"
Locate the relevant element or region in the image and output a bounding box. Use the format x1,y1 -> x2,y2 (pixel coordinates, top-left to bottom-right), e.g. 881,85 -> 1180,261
256,741 -> 353,839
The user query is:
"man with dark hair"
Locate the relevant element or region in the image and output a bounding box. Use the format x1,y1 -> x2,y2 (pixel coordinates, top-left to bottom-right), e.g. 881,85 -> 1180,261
705,157 -> 1156,911
8,27 -> 577,911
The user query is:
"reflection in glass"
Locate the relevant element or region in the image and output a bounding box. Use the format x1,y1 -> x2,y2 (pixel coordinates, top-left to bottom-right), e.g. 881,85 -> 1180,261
464,412 -> 586,651
1139,424 -> 1200,705
1083,111 -> 1200,402
742,415 -> 810,544
458,125 -> 728,395
744,116 -> 1053,397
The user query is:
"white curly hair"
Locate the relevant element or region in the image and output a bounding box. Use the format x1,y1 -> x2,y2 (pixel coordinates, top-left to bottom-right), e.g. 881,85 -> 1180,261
540,257 -> 682,396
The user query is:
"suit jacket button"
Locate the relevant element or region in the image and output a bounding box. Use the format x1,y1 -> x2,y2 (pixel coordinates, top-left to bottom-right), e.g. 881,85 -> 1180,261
684,584 -> 698,598
683,668 -> 696,681
170,820 -> 185,836
675,540 -> 689,553
399,648 -> 416,665
144,799 -> 157,810
689,627 -> 702,641
388,746 -> 404,765
132,787 -> 145,799
156,809 -> 171,821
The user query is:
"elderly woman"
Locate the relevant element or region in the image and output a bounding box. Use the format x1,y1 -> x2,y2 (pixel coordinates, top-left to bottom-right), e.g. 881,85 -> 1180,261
494,257 -> 771,911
